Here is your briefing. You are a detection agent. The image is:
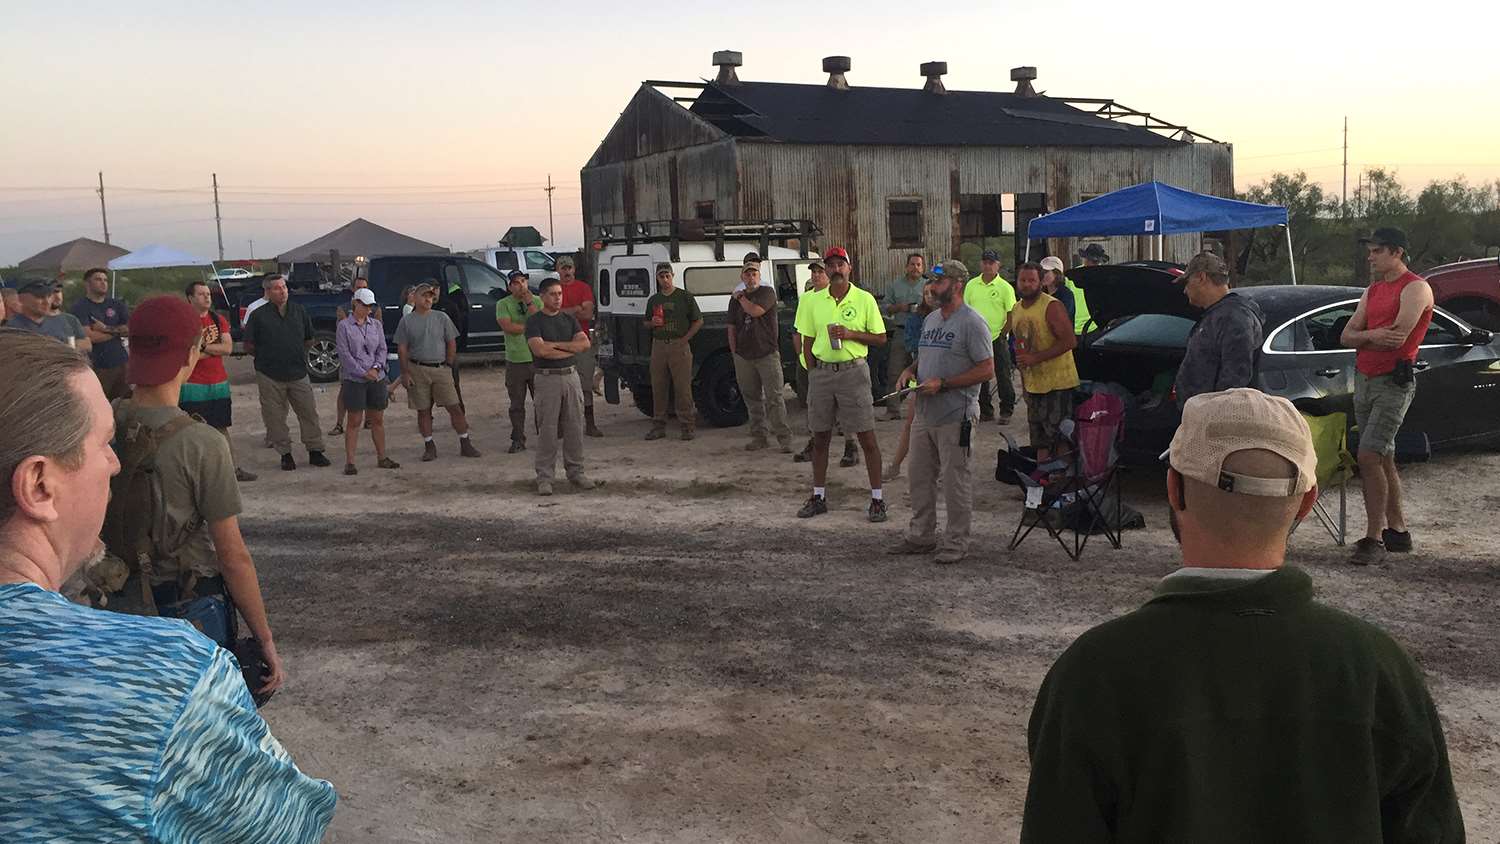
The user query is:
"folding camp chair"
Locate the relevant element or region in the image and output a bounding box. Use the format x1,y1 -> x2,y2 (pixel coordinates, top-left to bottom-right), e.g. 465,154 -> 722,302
1297,411 -> 1354,546
1000,391 -> 1126,560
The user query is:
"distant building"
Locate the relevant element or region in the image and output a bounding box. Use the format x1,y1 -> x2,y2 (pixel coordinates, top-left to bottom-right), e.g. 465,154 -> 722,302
581,52 -> 1233,290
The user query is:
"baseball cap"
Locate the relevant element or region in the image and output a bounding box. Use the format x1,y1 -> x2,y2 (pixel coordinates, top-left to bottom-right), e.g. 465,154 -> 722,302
352,288 -> 377,306
742,251 -> 762,266
16,277 -> 59,296
414,281 -> 437,293
934,258 -> 970,281
555,255 -> 575,269
1166,388 -> 1317,497
824,246 -> 850,262
507,269 -> 529,281
1358,226 -> 1409,250
807,260 -> 825,271
127,296 -> 203,387
1178,252 -> 1229,283
980,249 -> 1001,262
655,262 -> 673,274
1039,256 -> 1065,273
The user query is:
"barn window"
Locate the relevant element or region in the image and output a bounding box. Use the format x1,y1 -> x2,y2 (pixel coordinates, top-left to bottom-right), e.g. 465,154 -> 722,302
887,199 -> 923,248
959,195 -> 1003,239
695,201 -> 716,222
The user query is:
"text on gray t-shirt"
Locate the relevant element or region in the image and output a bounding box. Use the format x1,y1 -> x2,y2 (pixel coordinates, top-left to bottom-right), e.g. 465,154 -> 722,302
392,309 -> 458,363
915,304 -> 994,426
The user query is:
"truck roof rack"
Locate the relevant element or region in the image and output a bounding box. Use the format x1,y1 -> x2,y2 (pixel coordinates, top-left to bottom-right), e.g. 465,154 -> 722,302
591,218 -> 821,263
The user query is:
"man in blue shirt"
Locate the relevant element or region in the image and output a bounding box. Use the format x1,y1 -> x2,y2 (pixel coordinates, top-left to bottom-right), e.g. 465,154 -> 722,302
70,267 -> 132,399
0,327 -> 336,843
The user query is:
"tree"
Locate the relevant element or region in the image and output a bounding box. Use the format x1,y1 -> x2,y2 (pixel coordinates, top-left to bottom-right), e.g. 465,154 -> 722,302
1361,168 -> 1414,223
1241,171 -> 1339,281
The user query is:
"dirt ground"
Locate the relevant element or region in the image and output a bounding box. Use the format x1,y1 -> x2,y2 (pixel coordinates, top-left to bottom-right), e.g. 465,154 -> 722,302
221,359 -> 1500,842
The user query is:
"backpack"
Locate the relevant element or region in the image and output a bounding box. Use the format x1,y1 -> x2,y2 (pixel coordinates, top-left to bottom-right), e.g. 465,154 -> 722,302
102,410 -> 200,614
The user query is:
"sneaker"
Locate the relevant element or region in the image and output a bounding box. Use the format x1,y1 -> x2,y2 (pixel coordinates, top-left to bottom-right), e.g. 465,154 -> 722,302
745,438 -> 769,452
569,475 -> 596,490
793,441 -> 814,463
327,423 -> 345,437
997,410 -> 1014,426
867,499 -> 889,523
796,495 -> 828,518
308,450 -> 332,468
234,467 -> 258,483
507,441 -> 526,453
343,464 -> 358,476
1348,537 -> 1385,566
839,441 -> 859,468
680,429 -> 695,441
422,441 -> 438,462
1382,528 -> 1413,553
887,539 -> 936,555
459,438 -> 482,458
934,548 -> 967,565
377,457 -> 401,469
778,438 -> 794,454
280,454 -> 296,471
885,461 -> 902,480
537,479 -> 553,497
645,426 -> 666,441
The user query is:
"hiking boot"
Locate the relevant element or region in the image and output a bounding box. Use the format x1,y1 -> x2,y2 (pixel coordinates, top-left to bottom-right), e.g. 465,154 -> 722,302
745,438 -> 769,452
979,407 -> 995,422
645,426 -> 666,441
680,428 -> 695,441
537,479 -> 553,496
867,499 -> 889,523
997,409 -> 1014,426
839,440 -> 859,468
280,453 -> 296,471
343,464 -> 358,476
934,548 -> 967,565
308,450 -> 332,468
887,539 -> 936,555
507,440 -> 526,454
793,440 -> 814,462
1382,528 -> 1413,553
796,495 -> 828,518
327,422 -> 344,437
778,438 -> 794,454
1348,537 -> 1385,566
422,441 -> 438,462
585,407 -> 604,438
377,457 -> 401,469
569,474 -> 596,490
234,467 -> 258,483
885,461 -> 902,480
459,438 -> 482,458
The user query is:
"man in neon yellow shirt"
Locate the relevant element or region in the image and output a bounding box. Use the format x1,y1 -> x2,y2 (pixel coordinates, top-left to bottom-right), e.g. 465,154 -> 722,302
793,246 -> 888,522
963,249 -> 1017,424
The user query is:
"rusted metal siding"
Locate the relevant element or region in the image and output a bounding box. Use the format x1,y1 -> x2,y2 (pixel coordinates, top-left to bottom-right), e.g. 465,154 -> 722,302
580,139 -> 738,240
584,85 -> 728,169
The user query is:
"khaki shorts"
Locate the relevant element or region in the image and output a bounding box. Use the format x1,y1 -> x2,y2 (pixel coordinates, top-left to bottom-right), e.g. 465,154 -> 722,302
1353,370 -> 1416,456
406,362 -> 461,410
807,358 -> 875,434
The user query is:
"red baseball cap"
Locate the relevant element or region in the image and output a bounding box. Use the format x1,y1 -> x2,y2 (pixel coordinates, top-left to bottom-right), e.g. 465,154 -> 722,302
127,296 -> 202,387
824,246 -> 850,262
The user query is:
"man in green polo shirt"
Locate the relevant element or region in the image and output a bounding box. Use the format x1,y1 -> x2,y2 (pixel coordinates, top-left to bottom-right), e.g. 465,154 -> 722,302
496,270 -> 539,453
964,249 -> 1017,424
793,246 -> 888,522
644,263 -> 703,441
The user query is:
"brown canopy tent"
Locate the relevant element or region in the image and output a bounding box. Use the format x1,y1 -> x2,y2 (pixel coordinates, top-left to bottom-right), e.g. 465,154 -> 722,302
275,218 -> 447,263
18,237 -> 129,275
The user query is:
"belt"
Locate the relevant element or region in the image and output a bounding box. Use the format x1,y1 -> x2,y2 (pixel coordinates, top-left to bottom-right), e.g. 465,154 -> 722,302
813,358 -> 867,371
537,366 -> 576,375
413,360 -> 446,368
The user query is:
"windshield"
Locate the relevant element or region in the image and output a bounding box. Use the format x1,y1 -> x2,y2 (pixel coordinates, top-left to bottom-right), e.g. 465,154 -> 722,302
1092,314 -> 1196,349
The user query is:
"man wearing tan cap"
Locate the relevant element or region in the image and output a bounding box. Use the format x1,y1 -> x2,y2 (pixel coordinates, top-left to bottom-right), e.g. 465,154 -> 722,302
1022,388 -> 1462,842
1173,251 -> 1264,410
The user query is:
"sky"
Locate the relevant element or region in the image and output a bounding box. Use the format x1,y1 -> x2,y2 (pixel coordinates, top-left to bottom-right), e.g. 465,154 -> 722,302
3,0 -> 1497,266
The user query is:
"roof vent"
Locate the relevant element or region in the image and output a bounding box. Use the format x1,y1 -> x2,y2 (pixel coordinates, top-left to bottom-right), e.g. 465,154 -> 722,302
921,61 -> 948,95
1011,66 -> 1038,97
712,50 -> 743,86
823,56 -> 851,90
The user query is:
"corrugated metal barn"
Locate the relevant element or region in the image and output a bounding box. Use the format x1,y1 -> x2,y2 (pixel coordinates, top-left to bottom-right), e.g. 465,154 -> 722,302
581,52 -> 1234,291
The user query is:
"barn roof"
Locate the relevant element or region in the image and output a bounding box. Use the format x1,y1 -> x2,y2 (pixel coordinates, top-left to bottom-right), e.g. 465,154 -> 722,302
684,81 -> 1189,148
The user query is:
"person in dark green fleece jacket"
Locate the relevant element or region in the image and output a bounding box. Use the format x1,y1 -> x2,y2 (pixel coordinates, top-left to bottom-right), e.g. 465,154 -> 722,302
1022,388 -> 1463,843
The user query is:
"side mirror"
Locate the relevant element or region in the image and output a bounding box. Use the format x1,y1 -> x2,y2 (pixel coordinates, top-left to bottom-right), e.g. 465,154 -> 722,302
1464,328 -> 1494,346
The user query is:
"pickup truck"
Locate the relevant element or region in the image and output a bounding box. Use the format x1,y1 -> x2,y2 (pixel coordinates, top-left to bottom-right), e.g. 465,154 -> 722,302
235,254 -> 518,382
1425,257 -> 1500,331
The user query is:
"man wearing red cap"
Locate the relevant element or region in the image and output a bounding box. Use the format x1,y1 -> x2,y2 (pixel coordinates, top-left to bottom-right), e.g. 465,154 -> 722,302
111,295 -> 290,696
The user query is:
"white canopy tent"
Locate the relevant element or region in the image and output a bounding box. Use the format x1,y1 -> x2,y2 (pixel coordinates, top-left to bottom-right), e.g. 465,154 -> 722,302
106,244 -> 220,299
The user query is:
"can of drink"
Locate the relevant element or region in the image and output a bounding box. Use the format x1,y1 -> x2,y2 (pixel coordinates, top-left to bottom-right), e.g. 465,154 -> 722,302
827,323 -> 842,350
653,305 -> 665,327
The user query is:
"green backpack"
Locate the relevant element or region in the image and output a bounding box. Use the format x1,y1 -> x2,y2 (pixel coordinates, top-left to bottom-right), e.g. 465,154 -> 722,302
102,411 -> 199,614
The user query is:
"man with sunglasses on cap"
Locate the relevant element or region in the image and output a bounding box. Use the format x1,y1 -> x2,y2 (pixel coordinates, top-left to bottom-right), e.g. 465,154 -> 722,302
496,269 -> 540,453
1022,388 -> 1461,842
9,278 -> 90,350
1340,227 -> 1434,566
792,246 -> 889,522
964,249 -> 1017,424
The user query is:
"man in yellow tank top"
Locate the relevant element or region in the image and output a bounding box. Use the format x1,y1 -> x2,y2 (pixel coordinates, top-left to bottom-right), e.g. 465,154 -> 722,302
1007,262 -> 1080,461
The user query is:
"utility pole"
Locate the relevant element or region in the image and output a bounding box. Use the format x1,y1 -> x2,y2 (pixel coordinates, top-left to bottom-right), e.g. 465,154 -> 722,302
1341,117 -> 1348,217
97,171 -> 111,244
544,174 -> 556,245
212,173 -> 225,260
248,239 -> 255,260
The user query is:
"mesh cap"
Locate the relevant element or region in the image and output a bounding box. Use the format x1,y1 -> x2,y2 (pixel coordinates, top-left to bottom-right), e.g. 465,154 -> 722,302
1167,388 -> 1317,497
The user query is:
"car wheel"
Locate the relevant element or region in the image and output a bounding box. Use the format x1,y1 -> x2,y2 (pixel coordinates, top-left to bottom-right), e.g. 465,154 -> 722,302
307,330 -> 340,383
694,353 -> 748,427
630,383 -> 654,418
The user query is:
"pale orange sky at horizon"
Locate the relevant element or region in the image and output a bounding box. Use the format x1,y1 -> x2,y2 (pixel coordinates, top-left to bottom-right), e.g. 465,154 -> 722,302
3,0 -> 1496,265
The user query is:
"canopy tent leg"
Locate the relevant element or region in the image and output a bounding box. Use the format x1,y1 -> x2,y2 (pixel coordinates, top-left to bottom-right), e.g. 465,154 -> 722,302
1024,240 -> 1031,261
1284,226 -> 1297,285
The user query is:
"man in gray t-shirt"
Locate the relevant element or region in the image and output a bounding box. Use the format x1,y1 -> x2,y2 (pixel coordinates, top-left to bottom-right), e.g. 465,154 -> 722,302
393,281 -> 479,462
891,259 -> 995,564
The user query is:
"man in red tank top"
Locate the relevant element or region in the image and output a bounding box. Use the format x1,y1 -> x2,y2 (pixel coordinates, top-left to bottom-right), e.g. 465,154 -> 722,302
1339,227 -> 1433,565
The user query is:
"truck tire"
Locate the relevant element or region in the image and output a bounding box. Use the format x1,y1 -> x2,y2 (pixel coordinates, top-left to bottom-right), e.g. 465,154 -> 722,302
307,330 -> 340,383
694,353 -> 748,428
630,383 -> 655,418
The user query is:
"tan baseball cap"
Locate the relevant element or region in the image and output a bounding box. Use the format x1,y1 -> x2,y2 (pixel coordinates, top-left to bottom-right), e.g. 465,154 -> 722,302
1039,256 -> 1065,273
1166,388 -> 1317,497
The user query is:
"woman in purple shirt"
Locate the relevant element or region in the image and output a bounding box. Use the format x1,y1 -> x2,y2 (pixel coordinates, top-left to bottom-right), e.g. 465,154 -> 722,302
334,289 -> 400,474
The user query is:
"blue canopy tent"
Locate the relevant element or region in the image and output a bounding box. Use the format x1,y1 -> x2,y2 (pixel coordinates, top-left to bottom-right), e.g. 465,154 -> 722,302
1026,181 -> 1296,283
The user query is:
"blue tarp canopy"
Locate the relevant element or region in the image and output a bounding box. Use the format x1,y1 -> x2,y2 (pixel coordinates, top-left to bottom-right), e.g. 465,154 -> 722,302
1027,181 -> 1288,238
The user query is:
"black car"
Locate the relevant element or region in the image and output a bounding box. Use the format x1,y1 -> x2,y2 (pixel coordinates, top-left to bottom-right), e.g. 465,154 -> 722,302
1071,262 -> 1500,464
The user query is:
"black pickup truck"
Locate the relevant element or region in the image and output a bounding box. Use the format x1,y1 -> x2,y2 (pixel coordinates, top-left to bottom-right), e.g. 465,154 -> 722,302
234,255 -> 517,382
